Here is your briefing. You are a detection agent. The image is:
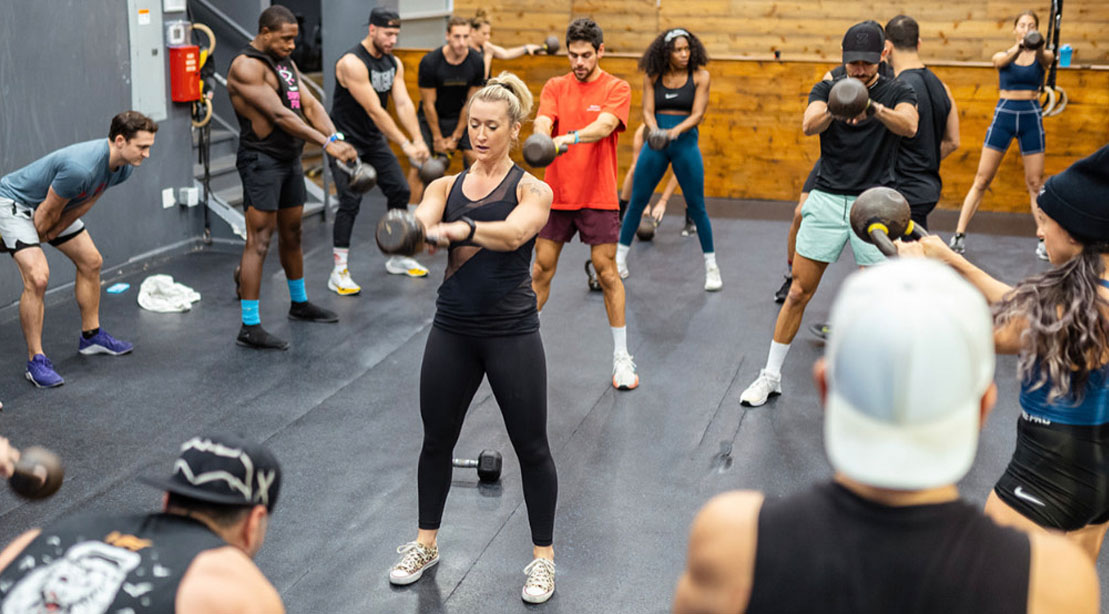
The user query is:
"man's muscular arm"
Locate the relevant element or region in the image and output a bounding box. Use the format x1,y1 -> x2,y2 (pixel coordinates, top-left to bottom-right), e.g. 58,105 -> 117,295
296,66 -> 357,162
551,112 -> 621,150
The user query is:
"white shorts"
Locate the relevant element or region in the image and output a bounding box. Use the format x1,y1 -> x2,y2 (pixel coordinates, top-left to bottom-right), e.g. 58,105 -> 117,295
0,197 -> 85,254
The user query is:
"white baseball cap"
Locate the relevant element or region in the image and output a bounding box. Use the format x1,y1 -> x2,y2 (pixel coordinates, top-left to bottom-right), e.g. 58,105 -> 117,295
824,259 -> 996,490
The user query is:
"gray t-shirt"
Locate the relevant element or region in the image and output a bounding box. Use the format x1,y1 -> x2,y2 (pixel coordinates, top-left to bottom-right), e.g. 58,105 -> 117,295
0,139 -> 134,210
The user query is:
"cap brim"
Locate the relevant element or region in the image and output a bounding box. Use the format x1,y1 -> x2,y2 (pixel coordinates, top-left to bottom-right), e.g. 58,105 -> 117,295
824,389 -> 979,490
842,51 -> 882,65
138,475 -> 253,507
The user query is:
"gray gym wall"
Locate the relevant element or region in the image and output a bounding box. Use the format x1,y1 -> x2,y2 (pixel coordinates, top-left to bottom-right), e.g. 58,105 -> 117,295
0,1 -> 201,311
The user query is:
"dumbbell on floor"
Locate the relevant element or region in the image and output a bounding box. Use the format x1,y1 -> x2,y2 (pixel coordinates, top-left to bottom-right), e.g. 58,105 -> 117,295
452,449 -> 502,483
9,446 -> 64,500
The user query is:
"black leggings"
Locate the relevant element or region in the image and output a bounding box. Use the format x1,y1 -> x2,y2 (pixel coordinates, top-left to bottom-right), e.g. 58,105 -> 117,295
329,134 -> 410,249
418,327 -> 557,546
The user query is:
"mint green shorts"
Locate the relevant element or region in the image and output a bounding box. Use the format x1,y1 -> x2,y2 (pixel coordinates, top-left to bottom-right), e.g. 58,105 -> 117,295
795,189 -> 886,266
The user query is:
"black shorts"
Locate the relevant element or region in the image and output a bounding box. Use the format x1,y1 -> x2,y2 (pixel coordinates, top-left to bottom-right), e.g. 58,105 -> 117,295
994,413 -> 1109,531
236,149 -> 307,212
801,159 -> 820,194
418,114 -> 471,153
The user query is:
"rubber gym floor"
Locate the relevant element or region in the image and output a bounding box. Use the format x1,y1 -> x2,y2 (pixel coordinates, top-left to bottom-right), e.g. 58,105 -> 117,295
2,195 -> 1105,612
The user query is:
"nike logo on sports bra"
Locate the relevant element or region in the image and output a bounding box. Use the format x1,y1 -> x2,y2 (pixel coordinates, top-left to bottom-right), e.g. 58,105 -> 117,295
664,92 -> 679,99
1013,486 -> 1046,506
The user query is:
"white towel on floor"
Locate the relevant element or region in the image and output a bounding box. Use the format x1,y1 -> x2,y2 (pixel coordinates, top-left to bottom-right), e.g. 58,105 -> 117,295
137,275 -> 202,313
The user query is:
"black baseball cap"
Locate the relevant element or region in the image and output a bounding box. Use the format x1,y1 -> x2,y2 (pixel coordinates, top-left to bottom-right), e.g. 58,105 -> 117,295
369,7 -> 401,28
842,21 -> 885,64
140,433 -> 282,512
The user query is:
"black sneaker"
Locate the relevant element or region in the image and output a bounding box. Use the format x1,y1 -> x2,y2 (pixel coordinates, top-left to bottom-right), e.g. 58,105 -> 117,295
774,275 -> 792,303
681,219 -> 697,237
288,301 -> 339,323
808,322 -> 831,340
237,324 -> 289,350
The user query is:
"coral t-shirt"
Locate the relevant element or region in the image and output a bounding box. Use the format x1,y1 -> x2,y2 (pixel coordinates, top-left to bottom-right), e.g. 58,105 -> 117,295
537,70 -> 630,211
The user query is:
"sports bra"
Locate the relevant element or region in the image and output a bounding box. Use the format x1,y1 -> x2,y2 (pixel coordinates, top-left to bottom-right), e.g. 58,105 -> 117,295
654,71 -> 695,113
998,60 -> 1044,91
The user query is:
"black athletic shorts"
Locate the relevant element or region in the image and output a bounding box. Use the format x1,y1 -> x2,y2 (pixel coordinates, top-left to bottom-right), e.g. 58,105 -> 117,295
236,150 -> 306,212
418,114 -> 472,153
994,413 -> 1109,531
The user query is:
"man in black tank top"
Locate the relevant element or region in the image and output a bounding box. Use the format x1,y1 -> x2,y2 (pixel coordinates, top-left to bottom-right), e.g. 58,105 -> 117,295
227,6 -> 358,351
327,8 -> 433,293
0,433 -> 285,613
885,15 -> 959,230
675,261 -> 1097,614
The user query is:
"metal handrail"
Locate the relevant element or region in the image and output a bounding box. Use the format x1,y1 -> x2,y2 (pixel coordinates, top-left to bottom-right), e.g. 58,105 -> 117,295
189,0 -> 326,102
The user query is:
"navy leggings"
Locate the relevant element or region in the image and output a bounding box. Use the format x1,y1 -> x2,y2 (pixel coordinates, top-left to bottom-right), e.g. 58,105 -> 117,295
418,327 -> 557,546
619,114 -> 714,252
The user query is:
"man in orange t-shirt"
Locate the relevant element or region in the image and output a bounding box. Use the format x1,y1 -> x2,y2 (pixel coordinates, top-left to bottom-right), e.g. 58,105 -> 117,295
531,18 -> 639,391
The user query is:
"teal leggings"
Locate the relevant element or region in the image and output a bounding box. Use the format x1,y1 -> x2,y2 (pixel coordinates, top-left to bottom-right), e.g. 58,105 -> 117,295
618,114 -> 714,252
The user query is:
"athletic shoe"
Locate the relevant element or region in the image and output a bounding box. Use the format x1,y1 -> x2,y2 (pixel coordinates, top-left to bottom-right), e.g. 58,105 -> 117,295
773,275 -> 792,304
25,354 -> 64,388
739,369 -> 782,407
288,301 -> 339,323
613,352 -> 639,390
236,324 -> 289,351
522,558 -> 556,604
617,259 -> 629,280
386,256 -> 429,278
681,220 -> 697,237
705,265 -> 723,292
808,322 -> 831,340
949,233 -> 966,254
1035,239 -> 1050,261
78,330 -> 133,356
389,541 -> 439,586
327,268 -> 362,296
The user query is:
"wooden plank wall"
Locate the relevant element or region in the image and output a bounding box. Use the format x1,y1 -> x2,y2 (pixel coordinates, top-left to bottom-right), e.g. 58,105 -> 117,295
389,50 -> 1109,212
452,0 -> 1109,64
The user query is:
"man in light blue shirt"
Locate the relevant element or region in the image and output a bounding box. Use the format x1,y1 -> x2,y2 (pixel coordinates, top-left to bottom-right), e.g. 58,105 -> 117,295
0,111 -> 157,388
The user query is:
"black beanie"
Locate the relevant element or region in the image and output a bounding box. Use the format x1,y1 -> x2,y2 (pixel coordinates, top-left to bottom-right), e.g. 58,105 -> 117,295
1036,144 -> 1109,243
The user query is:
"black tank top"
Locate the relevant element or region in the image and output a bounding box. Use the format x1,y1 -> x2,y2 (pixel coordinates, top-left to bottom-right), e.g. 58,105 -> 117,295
0,512 -> 227,613
747,482 -> 1031,614
330,43 -> 398,144
653,71 -> 696,113
234,46 -> 306,162
895,68 -> 951,205
434,165 -> 539,337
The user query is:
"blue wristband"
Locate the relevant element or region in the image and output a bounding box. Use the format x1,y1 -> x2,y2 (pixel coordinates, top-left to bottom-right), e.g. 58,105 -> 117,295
570,130 -> 580,144
326,132 -> 344,145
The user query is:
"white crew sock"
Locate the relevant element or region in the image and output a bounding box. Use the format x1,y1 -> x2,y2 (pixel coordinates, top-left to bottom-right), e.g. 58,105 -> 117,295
765,341 -> 790,377
612,326 -> 628,357
333,247 -> 349,271
615,244 -> 630,265
703,252 -> 717,269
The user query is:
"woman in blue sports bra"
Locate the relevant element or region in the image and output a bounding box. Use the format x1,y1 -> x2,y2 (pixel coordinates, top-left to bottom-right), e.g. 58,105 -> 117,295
950,11 -> 1054,259
904,144 -> 1109,559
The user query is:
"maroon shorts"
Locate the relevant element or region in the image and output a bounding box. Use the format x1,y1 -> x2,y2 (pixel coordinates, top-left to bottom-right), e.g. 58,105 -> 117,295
538,208 -> 619,245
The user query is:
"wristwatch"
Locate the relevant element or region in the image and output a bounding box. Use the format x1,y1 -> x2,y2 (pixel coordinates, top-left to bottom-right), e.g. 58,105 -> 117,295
460,216 -> 477,242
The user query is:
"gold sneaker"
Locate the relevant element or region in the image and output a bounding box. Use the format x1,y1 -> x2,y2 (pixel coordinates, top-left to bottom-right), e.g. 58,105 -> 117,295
522,557 -> 555,603
388,541 -> 439,585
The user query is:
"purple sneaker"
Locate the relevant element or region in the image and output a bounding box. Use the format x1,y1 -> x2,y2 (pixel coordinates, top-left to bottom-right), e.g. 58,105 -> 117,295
26,354 -> 64,388
78,330 -> 133,356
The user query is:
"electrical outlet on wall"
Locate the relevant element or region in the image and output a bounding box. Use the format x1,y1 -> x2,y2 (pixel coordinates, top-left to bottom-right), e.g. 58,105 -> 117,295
162,187 -> 176,209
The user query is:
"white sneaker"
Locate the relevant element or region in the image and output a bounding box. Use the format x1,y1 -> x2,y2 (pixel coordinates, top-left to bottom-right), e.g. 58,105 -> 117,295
327,268 -> 362,296
522,558 -> 556,604
388,541 -> 439,585
386,256 -> 429,278
613,352 -> 639,390
739,369 -> 782,407
617,259 -> 629,279
705,265 -> 723,292
1035,239 -> 1050,261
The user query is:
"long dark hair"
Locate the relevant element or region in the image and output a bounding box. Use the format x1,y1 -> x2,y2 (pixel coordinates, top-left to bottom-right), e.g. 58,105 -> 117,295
994,243 -> 1109,403
639,28 -> 708,79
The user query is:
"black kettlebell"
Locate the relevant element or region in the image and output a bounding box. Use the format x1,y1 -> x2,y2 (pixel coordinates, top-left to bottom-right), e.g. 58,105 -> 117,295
647,129 -> 670,151
849,186 -> 926,257
541,36 -> 560,55
417,155 -> 448,185
522,134 -> 568,167
827,77 -> 870,118
636,216 -> 658,241
10,446 -> 64,500
375,209 -> 427,256
584,259 -> 602,292
334,157 -> 377,193
1023,30 -> 1045,50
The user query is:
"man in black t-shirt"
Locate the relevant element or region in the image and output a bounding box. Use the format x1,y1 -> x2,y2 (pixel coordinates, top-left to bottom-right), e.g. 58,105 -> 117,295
0,434 -> 285,613
740,21 -> 919,408
328,8 -> 432,289
885,14 -> 959,230
408,16 -> 485,205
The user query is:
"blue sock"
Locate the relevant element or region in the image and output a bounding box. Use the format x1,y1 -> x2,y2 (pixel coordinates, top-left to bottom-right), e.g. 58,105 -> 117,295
241,300 -> 260,326
287,278 -> 307,304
